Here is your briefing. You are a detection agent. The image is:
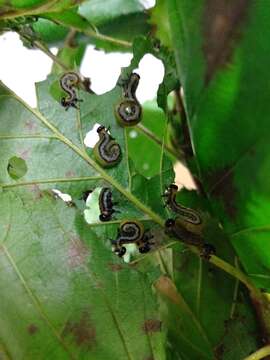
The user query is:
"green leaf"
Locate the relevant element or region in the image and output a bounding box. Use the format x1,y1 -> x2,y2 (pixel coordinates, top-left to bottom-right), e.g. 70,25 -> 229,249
149,0 -> 172,48
127,100 -> 168,178
167,1 -> 270,290
0,189 -> 165,359
42,7 -> 150,52
32,18 -> 68,45
0,0 -> 81,19
78,0 -> 145,26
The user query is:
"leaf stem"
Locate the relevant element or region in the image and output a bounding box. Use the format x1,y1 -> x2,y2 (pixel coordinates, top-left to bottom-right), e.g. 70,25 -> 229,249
32,40 -> 70,72
0,176 -> 102,189
84,28 -> 132,49
209,253 -> 259,296
243,345 -> 270,360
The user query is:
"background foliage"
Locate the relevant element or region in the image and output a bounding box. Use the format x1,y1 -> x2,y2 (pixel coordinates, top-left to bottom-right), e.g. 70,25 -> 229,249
0,1 -> 270,359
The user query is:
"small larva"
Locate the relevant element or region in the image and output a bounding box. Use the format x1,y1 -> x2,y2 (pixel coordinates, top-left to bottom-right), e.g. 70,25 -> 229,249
162,184 -> 202,225
99,187 -> 116,222
93,126 -> 121,168
60,72 -> 82,110
115,73 -> 142,127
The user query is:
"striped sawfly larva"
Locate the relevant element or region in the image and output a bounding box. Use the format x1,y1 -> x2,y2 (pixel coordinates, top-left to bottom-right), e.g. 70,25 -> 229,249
93,126 -> 122,168
112,220 -> 154,257
60,72 -> 82,110
115,73 -> 142,127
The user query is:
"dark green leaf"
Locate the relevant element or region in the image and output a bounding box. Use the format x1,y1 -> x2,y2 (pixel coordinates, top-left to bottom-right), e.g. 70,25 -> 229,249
168,0 -> 270,290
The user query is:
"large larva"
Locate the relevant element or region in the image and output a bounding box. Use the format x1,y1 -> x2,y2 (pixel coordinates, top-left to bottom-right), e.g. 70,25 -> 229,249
93,126 -> 121,168
115,73 -> 142,127
164,218 -> 215,260
60,72 -> 82,110
162,184 -> 202,225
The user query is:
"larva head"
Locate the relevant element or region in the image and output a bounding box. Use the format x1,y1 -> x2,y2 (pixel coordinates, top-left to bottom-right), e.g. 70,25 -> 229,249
130,72 -> 140,84
168,184 -> 178,192
81,190 -> 92,202
200,243 -> 216,261
138,243 -> 151,254
97,125 -> 106,134
115,246 -> 126,257
165,218 -> 175,228
61,97 -> 67,107
99,213 -> 112,222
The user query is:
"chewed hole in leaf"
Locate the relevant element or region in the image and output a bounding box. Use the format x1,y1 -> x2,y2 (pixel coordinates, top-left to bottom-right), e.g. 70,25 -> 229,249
129,130 -> 138,139
84,187 -> 101,224
134,54 -> 165,102
81,46 -> 132,95
52,189 -> 72,202
174,162 -> 197,190
84,123 -> 102,148
7,156 -> 27,180
140,0 -> 156,9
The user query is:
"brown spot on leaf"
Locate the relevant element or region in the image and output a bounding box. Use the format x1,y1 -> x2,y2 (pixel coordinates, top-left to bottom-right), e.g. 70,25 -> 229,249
19,149 -> 31,160
65,170 -> 76,178
24,120 -> 37,132
142,319 -> 162,334
27,324 -> 38,335
68,237 -> 89,268
214,343 -> 225,359
203,0 -> 250,83
29,184 -> 43,200
108,263 -> 123,272
63,311 -> 96,348
208,167 -> 237,218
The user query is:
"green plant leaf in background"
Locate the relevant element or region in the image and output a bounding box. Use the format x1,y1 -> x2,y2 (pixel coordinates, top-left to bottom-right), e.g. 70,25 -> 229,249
167,0 -> 270,291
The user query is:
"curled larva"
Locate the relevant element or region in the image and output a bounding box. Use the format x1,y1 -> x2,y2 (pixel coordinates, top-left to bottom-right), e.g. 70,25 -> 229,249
112,220 -> 154,257
60,72 -> 82,110
115,73 -> 142,127
93,126 -> 121,168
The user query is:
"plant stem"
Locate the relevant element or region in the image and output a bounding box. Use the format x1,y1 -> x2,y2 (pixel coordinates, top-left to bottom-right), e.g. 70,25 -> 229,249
33,40 -> 70,72
209,254 -> 259,296
243,345 -> 270,360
